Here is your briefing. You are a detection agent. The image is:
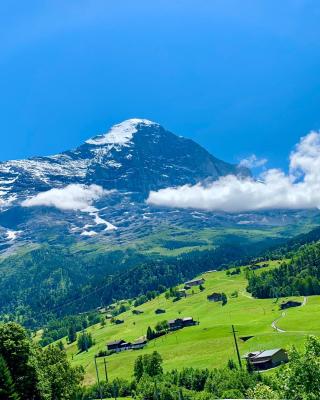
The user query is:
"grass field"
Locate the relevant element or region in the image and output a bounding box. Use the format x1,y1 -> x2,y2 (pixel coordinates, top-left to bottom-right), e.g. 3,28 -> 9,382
61,260 -> 319,386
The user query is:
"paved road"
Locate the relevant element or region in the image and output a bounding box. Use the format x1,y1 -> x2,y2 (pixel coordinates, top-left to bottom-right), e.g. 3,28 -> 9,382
271,312 -> 287,333
271,296 -> 307,333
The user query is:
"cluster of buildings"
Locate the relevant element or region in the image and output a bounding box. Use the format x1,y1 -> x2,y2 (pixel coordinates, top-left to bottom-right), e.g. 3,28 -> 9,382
106,316 -> 196,353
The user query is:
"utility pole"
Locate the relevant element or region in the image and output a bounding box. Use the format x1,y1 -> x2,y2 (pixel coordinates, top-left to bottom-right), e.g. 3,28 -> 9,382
94,356 -> 103,400
231,325 -> 242,369
104,357 -> 108,382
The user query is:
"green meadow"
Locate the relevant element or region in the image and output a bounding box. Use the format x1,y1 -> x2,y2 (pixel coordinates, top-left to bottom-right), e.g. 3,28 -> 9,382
61,260 -> 319,385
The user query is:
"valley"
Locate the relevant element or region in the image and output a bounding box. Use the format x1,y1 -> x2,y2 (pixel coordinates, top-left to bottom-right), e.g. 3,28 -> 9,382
56,260 -> 318,385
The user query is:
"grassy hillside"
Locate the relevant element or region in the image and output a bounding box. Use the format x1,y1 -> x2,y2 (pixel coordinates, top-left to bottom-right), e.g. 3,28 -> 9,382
58,260 -> 320,386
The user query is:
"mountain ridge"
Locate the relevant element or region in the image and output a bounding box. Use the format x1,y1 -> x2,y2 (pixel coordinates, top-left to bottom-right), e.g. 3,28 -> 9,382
0,118 -> 249,206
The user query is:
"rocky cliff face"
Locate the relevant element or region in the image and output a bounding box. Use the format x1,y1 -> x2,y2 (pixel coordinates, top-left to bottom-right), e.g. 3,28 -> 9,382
3,118 -> 311,254
0,119 -> 248,203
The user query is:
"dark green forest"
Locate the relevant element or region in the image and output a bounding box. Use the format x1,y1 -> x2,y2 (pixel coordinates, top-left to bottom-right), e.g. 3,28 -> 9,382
248,241 -> 320,298
0,241 -> 257,328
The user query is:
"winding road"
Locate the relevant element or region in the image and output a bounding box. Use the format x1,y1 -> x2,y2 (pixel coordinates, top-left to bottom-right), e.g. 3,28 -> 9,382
271,296 -> 307,333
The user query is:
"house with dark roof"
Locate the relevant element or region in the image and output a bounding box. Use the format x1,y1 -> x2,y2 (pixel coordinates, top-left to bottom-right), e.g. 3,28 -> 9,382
184,278 -> 205,289
243,348 -> 288,370
168,317 -> 195,331
155,308 -> 166,314
107,340 -> 126,351
119,341 -> 132,351
131,337 -> 147,350
182,317 -> 195,326
132,309 -> 144,315
107,339 -> 132,352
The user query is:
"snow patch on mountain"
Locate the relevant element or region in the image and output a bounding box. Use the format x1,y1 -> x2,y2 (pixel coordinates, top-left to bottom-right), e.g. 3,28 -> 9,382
86,119 -> 158,146
81,230 -> 98,237
6,230 -> 21,241
90,212 -> 117,231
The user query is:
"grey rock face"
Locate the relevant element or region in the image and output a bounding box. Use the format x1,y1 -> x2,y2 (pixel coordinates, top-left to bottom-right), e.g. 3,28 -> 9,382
0,118 -> 253,251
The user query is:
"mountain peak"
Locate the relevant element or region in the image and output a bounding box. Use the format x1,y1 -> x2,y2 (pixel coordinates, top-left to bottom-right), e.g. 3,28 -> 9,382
85,118 -> 159,146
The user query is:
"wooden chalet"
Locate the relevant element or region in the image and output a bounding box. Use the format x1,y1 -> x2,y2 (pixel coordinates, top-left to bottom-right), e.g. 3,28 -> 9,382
184,278 -> 205,289
107,340 -> 126,352
168,317 -> 195,331
131,337 -> 147,350
243,348 -> 288,370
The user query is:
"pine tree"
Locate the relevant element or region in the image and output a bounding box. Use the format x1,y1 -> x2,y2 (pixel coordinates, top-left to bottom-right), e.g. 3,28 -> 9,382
68,325 -> 77,344
57,341 -> 64,351
146,326 -> 154,341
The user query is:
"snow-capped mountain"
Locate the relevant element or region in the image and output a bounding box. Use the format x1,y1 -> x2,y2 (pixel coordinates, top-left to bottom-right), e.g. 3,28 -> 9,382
0,118 -> 315,253
0,119 -> 247,203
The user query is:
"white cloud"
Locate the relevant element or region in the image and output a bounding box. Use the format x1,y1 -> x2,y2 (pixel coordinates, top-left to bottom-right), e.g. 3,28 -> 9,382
22,184 -> 106,211
147,131 -> 320,212
239,154 -> 268,169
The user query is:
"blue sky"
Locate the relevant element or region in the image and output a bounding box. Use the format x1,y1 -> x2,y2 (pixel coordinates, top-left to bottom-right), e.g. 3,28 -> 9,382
1,0 -> 320,170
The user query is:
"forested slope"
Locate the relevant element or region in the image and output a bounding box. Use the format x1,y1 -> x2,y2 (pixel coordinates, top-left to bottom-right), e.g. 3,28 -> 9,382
248,241 -> 320,298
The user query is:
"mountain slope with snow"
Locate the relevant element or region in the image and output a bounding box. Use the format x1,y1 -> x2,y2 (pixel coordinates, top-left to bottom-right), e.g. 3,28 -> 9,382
0,118 -> 317,256
0,119 -> 248,206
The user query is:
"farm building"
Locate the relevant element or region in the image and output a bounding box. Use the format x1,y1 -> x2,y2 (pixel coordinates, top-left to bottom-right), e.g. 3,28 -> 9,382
182,317 -> 195,326
131,338 -> 147,350
168,318 -> 184,330
132,309 -> 144,315
177,288 -> 187,298
107,340 -> 126,351
168,317 -> 195,331
280,300 -> 302,310
184,278 -> 205,289
243,348 -> 288,370
207,292 -> 222,302
107,338 -> 146,352
119,341 -> 132,351
107,339 -> 132,352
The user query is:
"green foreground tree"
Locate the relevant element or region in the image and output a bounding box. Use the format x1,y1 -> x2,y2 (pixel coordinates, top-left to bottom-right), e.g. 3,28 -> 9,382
0,322 -> 84,400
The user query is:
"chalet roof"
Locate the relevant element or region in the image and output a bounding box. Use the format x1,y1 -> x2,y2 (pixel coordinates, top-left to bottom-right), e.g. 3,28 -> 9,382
256,349 -> 282,358
182,317 -> 193,322
243,349 -> 282,360
120,342 -> 131,347
107,339 -> 125,346
168,318 -> 183,324
133,338 -> 147,345
184,278 -> 205,284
